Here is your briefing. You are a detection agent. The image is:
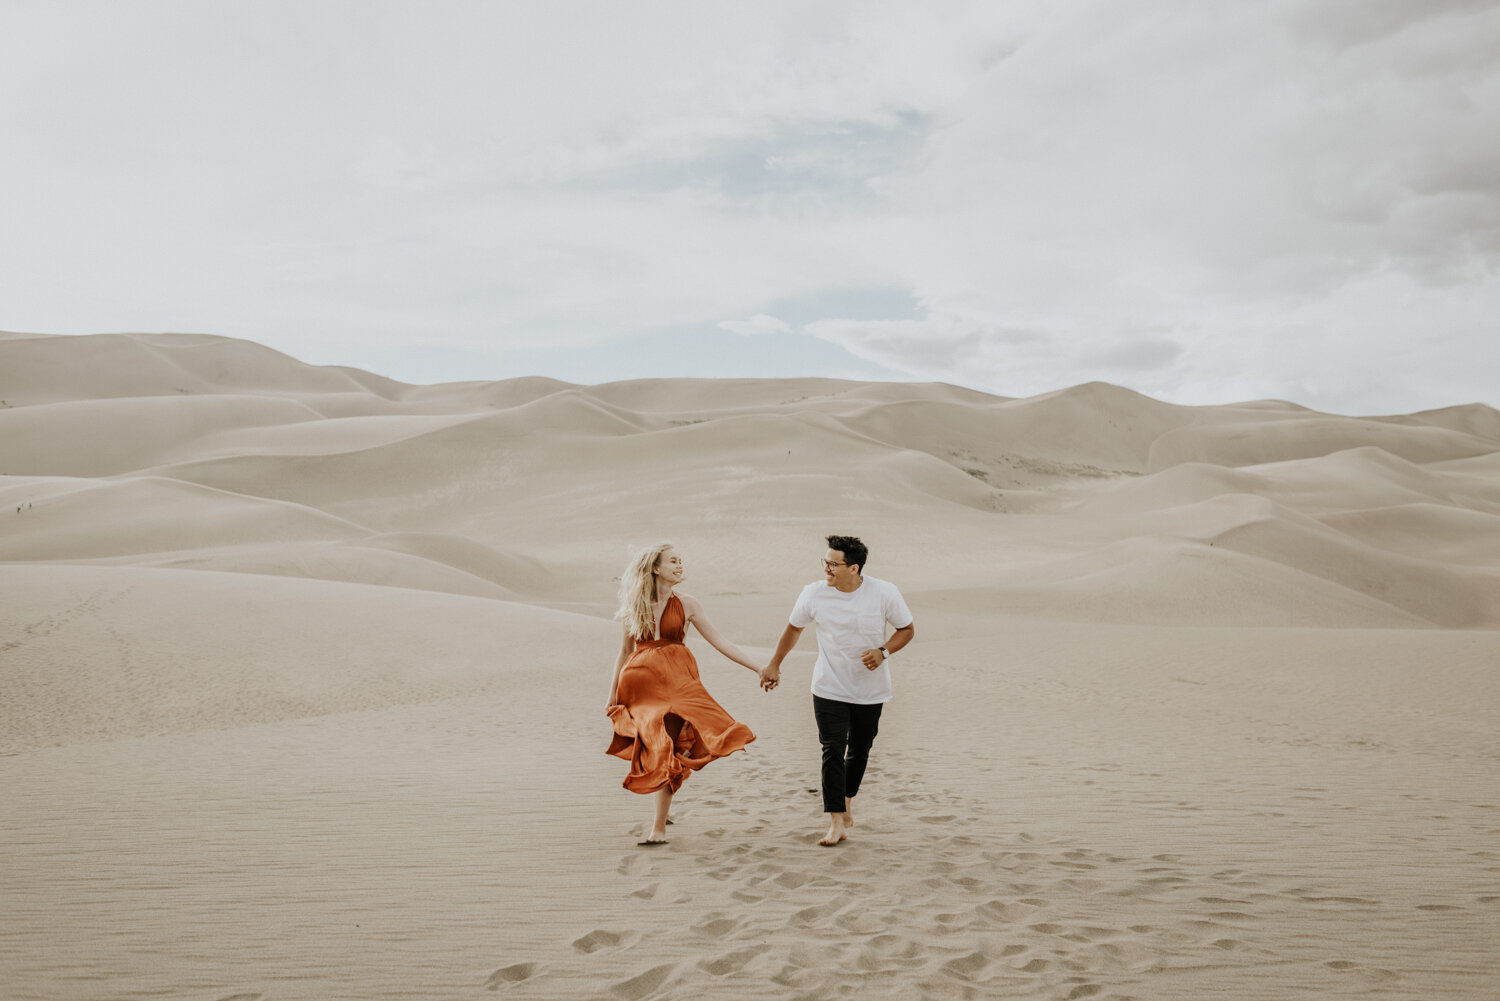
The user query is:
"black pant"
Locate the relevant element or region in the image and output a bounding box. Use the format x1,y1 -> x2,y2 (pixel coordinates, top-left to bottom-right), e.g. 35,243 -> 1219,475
813,695 -> 884,814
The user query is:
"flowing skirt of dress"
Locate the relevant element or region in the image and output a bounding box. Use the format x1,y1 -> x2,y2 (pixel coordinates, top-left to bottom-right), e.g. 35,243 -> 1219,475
607,605 -> 754,794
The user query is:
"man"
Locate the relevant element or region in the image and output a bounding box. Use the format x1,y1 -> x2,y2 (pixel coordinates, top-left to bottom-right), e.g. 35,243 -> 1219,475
760,535 -> 915,846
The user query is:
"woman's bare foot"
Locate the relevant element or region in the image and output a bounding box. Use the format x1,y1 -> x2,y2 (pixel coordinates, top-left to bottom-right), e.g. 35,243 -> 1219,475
818,813 -> 848,846
640,788 -> 673,845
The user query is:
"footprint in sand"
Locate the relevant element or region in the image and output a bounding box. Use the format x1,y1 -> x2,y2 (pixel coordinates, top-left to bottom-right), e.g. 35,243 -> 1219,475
1206,911 -> 1261,923
837,909 -> 888,934
692,914 -> 743,938
940,951 -> 992,981
484,963 -> 540,989
791,901 -> 842,927
1061,877 -> 1105,892
933,911 -> 973,931
609,963 -> 676,1000
975,899 -> 1034,923
697,946 -> 767,976
772,870 -> 816,889
1097,940 -> 1159,972
572,929 -> 637,954
862,934 -> 926,966
1324,960 -> 1400,982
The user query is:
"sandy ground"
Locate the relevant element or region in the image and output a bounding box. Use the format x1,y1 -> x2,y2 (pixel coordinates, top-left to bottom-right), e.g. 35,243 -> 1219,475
2,331 -> 1498,1000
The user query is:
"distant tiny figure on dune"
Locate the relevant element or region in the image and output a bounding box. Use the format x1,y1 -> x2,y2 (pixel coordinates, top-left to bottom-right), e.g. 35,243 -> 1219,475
760,534 -> 915,846
605,543 -> 764,845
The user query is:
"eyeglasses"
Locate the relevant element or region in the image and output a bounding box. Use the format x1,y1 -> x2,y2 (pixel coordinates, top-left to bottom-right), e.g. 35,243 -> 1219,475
822,560 -> 848,570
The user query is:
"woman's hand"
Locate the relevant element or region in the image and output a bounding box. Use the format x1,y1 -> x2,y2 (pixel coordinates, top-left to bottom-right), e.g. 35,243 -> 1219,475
758,664 -> 780,692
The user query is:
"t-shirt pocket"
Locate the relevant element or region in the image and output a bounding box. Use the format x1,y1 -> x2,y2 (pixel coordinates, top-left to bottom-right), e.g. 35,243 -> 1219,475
857,613 -> 885,646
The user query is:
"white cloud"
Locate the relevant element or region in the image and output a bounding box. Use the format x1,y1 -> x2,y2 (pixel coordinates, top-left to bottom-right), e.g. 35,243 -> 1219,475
0,0 -> 1496,412
718,314 -> 793,337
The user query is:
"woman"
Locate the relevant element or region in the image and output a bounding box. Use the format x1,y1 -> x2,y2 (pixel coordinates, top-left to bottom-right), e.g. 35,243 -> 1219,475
606,543 -> 761,844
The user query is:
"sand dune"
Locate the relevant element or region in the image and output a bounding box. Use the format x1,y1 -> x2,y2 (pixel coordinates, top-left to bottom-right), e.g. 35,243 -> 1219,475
1,562 -> 609,752
0,394 -> 323,477
1148,416 -> 1498,470
0,331 -> 387,404
1069,445 -> 1500,521
3,331 -> 1498,1000
1320,503 -> 1500,564
179,411 -> 485,460
1209,506 -> 1500,627
1383,401 -> 1500,439
978,535 -> 1437,628
0,475 -> 368,562
130,538 -> 533,601
828,383 -> 1188,487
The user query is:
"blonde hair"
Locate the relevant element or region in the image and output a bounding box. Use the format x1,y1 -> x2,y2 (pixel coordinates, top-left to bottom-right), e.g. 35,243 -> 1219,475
615,542 -> 675,640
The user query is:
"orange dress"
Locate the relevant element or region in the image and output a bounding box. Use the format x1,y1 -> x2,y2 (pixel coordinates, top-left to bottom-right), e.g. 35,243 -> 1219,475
607,595 -> 755,794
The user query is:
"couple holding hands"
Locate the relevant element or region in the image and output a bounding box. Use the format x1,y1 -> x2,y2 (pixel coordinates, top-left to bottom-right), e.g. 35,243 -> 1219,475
605,535 -> 915,847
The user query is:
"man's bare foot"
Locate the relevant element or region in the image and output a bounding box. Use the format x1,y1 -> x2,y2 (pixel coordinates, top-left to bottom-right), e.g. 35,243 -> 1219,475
818,814 -> 848,847
843,797 -> 854,828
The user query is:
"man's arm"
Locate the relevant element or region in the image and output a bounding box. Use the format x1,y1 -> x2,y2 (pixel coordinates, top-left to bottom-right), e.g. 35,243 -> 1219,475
860,622 -> 914,670
759,623 -> 804,691
886,622 -> 915,655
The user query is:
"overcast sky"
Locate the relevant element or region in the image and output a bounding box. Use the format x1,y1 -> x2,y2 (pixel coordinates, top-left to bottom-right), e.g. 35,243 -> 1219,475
3,1 -> 1498,414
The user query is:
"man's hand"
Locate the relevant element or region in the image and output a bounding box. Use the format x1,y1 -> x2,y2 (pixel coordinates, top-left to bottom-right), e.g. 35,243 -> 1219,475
759,664 -> 780,691
860,648 -> 885,671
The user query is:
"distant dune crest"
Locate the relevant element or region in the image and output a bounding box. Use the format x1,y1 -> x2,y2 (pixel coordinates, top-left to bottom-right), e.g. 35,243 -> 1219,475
3,330 -> 1498,629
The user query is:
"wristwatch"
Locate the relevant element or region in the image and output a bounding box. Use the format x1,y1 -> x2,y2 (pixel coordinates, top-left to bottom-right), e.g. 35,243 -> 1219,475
878,646 -> 889,660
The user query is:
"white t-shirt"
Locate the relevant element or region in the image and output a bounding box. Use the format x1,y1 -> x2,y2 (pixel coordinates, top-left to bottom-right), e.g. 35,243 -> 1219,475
789,575 -> 913,705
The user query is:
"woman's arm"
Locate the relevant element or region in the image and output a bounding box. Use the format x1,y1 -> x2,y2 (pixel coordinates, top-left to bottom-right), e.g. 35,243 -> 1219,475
606,623 -> 635,707
759,623 -> 803,691
680,594 -> 761,673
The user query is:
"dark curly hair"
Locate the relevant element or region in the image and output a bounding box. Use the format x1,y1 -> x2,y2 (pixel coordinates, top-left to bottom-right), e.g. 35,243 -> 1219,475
826,535 -> 868,574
